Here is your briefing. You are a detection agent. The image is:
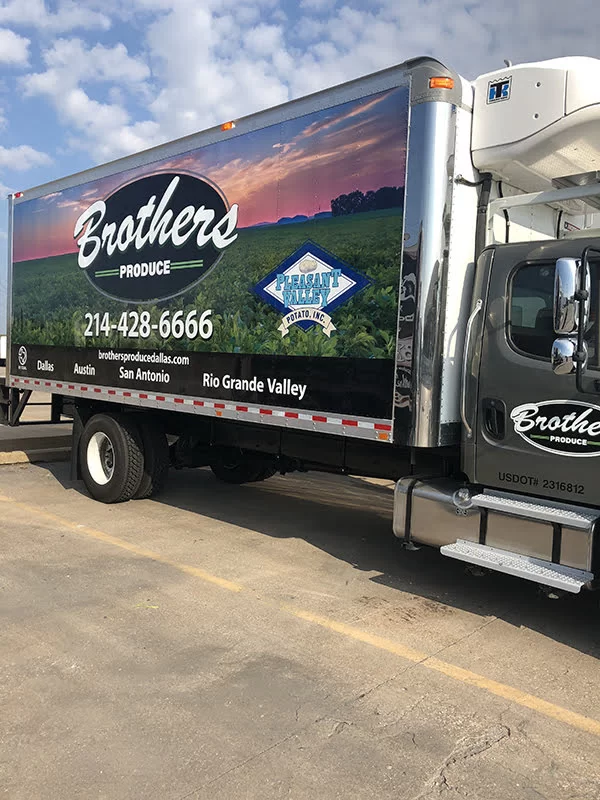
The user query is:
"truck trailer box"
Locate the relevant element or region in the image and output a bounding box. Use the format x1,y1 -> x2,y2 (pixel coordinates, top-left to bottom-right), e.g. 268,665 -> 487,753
6,58 -> 476,449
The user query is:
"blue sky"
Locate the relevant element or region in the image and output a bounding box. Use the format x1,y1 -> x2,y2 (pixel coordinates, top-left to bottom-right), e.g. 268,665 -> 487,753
1,0 -> 599,330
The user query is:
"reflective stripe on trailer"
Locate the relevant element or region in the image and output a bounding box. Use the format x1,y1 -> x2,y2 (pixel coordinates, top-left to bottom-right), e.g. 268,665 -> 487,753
9,377 -> 394,442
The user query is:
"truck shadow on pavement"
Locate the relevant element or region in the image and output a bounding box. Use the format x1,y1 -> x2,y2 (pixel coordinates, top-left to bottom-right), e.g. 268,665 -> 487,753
52,462 -> 600,660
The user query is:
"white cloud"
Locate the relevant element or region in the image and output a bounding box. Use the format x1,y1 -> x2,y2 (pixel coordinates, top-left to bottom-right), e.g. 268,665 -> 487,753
0,26 -> 29,65
49,85 -> 161,163
300,0 -> 333,12
21,37 -> 156,161
244,23 -> 283,55
7,0 -> 600,170
142,4 -> 290,141
24,37 -> 150,91
0,0 -> 110,33
0,144 -> 51,170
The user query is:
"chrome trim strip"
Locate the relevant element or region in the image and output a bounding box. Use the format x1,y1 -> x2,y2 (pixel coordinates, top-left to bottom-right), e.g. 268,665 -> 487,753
8,376 -> 394,443
403,101 -> 456,447
5,193 -> 14,378
461,299 -> 483,438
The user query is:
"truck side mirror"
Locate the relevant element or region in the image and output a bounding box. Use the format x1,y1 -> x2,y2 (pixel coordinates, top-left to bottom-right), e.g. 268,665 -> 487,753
551,338 -> 576,375
553,258 -> 579,334
551,338 -> 587,375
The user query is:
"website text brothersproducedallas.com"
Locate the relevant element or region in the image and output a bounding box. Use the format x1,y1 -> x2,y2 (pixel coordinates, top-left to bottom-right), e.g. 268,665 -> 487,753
98,349 -> 190,366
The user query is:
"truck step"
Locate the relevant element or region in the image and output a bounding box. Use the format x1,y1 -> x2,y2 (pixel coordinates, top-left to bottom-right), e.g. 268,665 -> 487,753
471,491 -> 598,530
441,539 -> 593,593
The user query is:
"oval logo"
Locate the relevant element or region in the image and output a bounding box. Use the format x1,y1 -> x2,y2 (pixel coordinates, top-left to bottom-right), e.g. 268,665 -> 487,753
511,399 -> 600,457
73,172 -> 238,303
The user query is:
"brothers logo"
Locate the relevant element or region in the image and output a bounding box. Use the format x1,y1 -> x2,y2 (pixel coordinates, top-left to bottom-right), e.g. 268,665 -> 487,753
73,172 -> 238,303
511,400 -> 600,457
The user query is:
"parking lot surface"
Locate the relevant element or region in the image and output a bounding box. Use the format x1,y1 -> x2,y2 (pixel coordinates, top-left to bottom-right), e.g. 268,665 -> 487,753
1,461 -> 600,799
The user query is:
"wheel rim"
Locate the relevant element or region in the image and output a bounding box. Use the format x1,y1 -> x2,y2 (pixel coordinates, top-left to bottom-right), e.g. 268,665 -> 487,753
87,432 -> 115,485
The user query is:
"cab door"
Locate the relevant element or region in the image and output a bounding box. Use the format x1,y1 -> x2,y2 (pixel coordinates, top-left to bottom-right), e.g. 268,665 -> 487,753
472,240 -> 600,507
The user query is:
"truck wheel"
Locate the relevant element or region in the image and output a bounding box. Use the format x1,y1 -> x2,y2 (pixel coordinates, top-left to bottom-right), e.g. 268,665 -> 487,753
210,449 -> 271,484
250,464 -> 277,482
80,413 -> 144,503
132,422 -> 170,500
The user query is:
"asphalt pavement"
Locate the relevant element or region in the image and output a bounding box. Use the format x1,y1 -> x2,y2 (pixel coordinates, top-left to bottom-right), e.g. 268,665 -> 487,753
1,462 -> 600,799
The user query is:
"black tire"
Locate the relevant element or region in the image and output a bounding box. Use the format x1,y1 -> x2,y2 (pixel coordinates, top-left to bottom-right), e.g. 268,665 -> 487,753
210,459 -> 261,484
249,464 -> 277,482
132,421 -> 170,500
210,450 -> 275,484
79,413 -> 144,503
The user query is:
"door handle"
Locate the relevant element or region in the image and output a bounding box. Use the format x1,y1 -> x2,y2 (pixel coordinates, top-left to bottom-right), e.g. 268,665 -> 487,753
482,398 -> 506,440
461,299 -> 483,439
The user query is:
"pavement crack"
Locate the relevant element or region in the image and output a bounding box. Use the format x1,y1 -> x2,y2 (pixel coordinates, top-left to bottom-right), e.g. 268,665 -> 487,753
379,695 -> 427,738
176,672 -> 408,799
424,615 -> 498,664
362,616 -> 499,694
411,723 -> 511,799
176,730 -> 301,799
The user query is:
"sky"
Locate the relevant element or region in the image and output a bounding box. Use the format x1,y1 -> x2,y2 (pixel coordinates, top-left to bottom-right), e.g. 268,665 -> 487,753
1,0 -> 599,329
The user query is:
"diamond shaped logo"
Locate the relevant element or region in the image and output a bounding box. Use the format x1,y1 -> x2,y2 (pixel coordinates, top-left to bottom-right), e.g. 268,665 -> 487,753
254,241 -> 370,337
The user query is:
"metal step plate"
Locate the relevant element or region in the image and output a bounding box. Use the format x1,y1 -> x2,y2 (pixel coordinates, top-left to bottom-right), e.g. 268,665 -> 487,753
471,491 -> 598,530
441,539 -> 594,593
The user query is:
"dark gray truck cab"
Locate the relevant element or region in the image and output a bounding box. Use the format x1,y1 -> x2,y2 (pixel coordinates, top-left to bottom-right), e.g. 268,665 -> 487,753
395,237 -> 600,593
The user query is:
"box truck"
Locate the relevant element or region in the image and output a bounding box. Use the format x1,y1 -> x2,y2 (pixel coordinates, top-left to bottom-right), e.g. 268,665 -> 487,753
5,55 -> 600,594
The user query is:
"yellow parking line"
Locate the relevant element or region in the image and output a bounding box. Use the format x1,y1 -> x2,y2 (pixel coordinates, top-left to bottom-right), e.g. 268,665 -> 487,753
0,496 -> 242,593
281,606 -> 600,737
3,493 -> 600,738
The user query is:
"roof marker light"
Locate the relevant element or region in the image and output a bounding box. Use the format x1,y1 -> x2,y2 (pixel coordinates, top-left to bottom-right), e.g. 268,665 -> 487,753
14,192 -> 23,198
429,77 -> 455,90
220,121 -> 236,131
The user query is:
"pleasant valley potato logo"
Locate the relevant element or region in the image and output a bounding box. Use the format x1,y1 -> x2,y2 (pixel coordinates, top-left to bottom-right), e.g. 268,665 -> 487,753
511,400 -> 600,457
254,242 -> 370,337
73,172 -> 238,303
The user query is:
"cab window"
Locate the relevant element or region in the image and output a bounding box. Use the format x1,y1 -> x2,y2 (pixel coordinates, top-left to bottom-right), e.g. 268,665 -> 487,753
509,264 -> 555,358
509,262 -> 600,367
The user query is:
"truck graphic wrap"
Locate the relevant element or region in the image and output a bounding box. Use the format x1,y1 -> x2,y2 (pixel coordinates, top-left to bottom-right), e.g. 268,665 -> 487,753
10,84 -> 408,428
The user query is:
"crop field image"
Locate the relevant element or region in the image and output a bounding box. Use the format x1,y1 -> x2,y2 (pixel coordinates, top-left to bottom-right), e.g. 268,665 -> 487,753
12,208 -> 402,360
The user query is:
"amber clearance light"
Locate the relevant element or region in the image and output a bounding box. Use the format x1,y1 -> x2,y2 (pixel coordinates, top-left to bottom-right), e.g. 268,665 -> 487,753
429,76 -> 455,90
220,121 -> 236,131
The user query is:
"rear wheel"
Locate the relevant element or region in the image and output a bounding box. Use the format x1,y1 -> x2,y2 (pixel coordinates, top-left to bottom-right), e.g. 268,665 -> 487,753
132,421 -> 170,499
80,413 -> 144,503
252,464 -> 277,482
210,449 -> 276,484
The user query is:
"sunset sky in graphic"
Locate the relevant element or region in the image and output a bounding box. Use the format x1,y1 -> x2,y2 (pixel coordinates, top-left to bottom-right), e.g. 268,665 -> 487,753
13,86 -> 408,264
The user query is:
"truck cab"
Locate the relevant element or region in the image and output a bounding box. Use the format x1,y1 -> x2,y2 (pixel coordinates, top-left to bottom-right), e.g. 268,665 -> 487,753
394,58 -> 600,594
466,237 -> 600,503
